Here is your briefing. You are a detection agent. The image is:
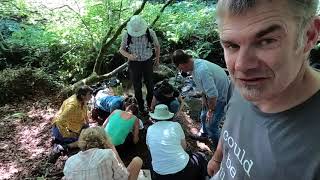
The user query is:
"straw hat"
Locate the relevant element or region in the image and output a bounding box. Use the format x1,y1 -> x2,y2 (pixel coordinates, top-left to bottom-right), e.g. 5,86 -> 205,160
127,15 -> 148,37
149,104 -> 174,120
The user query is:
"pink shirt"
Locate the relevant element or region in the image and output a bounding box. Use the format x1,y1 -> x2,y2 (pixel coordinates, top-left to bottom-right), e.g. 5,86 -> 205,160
64,148 -> 129,180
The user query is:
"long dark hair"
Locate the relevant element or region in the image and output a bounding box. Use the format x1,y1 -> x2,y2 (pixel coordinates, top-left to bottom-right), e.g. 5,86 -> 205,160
126,104 -> 139,116
157,79 -> 174,95
76,85 -> 93,101
124,95 -> 137,107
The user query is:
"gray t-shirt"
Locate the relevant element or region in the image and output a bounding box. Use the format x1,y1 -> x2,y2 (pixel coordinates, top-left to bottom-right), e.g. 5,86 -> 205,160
212,89 -> 320,180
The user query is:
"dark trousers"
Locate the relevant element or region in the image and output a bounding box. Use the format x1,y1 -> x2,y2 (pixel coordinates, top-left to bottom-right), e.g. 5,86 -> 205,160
115,133 -> 134,155
129,59 -> 154,111
151,152 -> 208,180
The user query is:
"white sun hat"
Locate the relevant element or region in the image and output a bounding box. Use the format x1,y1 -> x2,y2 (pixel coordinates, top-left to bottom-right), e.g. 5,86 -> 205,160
127,15 -> 148,37
149,104 -> 174,120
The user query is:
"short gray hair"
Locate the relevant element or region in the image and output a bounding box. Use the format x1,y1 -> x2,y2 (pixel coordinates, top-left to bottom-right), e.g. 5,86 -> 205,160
216,0 -> 319,47
216,0 -> 318,21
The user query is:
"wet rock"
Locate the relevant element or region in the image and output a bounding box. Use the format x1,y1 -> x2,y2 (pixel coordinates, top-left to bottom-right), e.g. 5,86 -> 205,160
184,97 -> 202,121
153,64 -> 176,83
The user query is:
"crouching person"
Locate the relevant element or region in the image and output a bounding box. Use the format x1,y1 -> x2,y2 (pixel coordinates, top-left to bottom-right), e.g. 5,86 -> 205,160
63,127 -> 143,180
150,79 -> 182,114
147,104 -> 208,180
51,86 -> 93,156
102,103 -> 141,148
92,92 -> 137,125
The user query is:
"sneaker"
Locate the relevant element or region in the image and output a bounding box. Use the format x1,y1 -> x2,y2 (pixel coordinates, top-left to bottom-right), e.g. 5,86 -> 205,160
197,132 -> 208,138
53,144 -> 65,154
48,144 -> 66,163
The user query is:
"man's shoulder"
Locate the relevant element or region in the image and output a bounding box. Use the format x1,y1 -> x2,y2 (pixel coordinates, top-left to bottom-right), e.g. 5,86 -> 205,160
193,59 -> 209,73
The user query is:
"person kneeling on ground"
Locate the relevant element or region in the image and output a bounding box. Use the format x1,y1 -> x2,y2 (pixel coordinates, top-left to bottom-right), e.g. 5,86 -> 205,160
146,104 -> 208,180
102,103 -> 141,148
51,86 -> 93,157
63,127 -> 143,180
150,79 -> 183,114
92,90 -> 137,125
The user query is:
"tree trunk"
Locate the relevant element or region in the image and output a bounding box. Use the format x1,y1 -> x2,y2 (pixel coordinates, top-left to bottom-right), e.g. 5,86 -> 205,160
151,0 -> 175,27
60,62 -> 128,98
61,0 -> 174,96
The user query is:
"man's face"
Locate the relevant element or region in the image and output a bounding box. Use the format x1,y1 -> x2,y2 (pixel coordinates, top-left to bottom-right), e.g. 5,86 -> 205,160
219,0 -> 306,101
164,92 -> 174,98
177,63 -> 189,73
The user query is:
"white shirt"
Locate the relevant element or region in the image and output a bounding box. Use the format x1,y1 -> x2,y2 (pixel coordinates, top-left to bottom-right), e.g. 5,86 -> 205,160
64,148 -> 129,180
146,121 -> 189,175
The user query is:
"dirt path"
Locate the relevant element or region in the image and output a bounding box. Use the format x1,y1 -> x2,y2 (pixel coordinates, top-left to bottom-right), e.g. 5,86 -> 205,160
0,96 -> 213,180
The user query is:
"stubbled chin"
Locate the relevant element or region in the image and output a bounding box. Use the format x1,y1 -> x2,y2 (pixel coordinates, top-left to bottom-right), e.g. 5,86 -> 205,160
237,85 -> 264,101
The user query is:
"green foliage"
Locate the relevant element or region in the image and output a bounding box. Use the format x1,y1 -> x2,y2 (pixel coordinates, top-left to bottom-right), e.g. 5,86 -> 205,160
142,1 -> 219,58
1,0 -> 221,86
0,67 -> 62,105
151,1 -> 216,41
8,25 -> 58,47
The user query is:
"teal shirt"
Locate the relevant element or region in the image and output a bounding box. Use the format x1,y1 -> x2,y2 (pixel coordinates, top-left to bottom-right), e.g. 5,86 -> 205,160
105,110 -> 136,146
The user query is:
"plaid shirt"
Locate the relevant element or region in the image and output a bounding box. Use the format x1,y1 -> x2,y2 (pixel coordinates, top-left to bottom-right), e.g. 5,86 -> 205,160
64,148 -> 129,180
120,28 -> 159,61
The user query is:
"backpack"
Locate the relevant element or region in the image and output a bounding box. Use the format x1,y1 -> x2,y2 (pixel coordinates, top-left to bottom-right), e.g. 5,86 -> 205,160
126,28 -> 156,59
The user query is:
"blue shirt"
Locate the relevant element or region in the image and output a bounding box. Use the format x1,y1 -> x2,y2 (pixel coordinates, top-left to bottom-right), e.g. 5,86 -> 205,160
192,59 -> 230,102
95,95 -> 124,112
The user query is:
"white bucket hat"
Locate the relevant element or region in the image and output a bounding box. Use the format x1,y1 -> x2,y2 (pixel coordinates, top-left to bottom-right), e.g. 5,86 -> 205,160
149,104 -> 174,120
127,15 -> 148,37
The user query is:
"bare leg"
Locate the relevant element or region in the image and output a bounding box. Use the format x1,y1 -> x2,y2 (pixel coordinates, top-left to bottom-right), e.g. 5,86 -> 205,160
127,156 -> 143,180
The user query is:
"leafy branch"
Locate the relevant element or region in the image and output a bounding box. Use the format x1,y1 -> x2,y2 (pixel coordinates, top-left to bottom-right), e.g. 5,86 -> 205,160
43,2 -> 96,49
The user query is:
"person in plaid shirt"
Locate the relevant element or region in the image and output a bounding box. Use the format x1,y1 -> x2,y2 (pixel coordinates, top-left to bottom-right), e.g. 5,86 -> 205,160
119,15 -> 160,113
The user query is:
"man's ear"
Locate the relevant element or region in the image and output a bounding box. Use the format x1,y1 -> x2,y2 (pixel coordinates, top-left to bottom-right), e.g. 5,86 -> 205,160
304,17 -> 320,53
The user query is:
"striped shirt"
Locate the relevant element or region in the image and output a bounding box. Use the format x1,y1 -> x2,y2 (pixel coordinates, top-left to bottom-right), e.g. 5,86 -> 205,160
120,29 -> 159,61
64,148 -> 129,180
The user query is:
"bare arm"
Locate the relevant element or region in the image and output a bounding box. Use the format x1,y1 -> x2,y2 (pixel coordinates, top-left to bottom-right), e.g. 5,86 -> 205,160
207,96 -> 217,112
207,140 -> 223,176
119,49 -> 137,61
154,45 -> 160,63
102,117 -> 109,128
176,96 -> 185,116
177,95 -> 183,104
150,29 -> 160,66
132,118 -> 140,144
150,96 -> 157,111
205,96 -> 217,122
85,107 -> 89,124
